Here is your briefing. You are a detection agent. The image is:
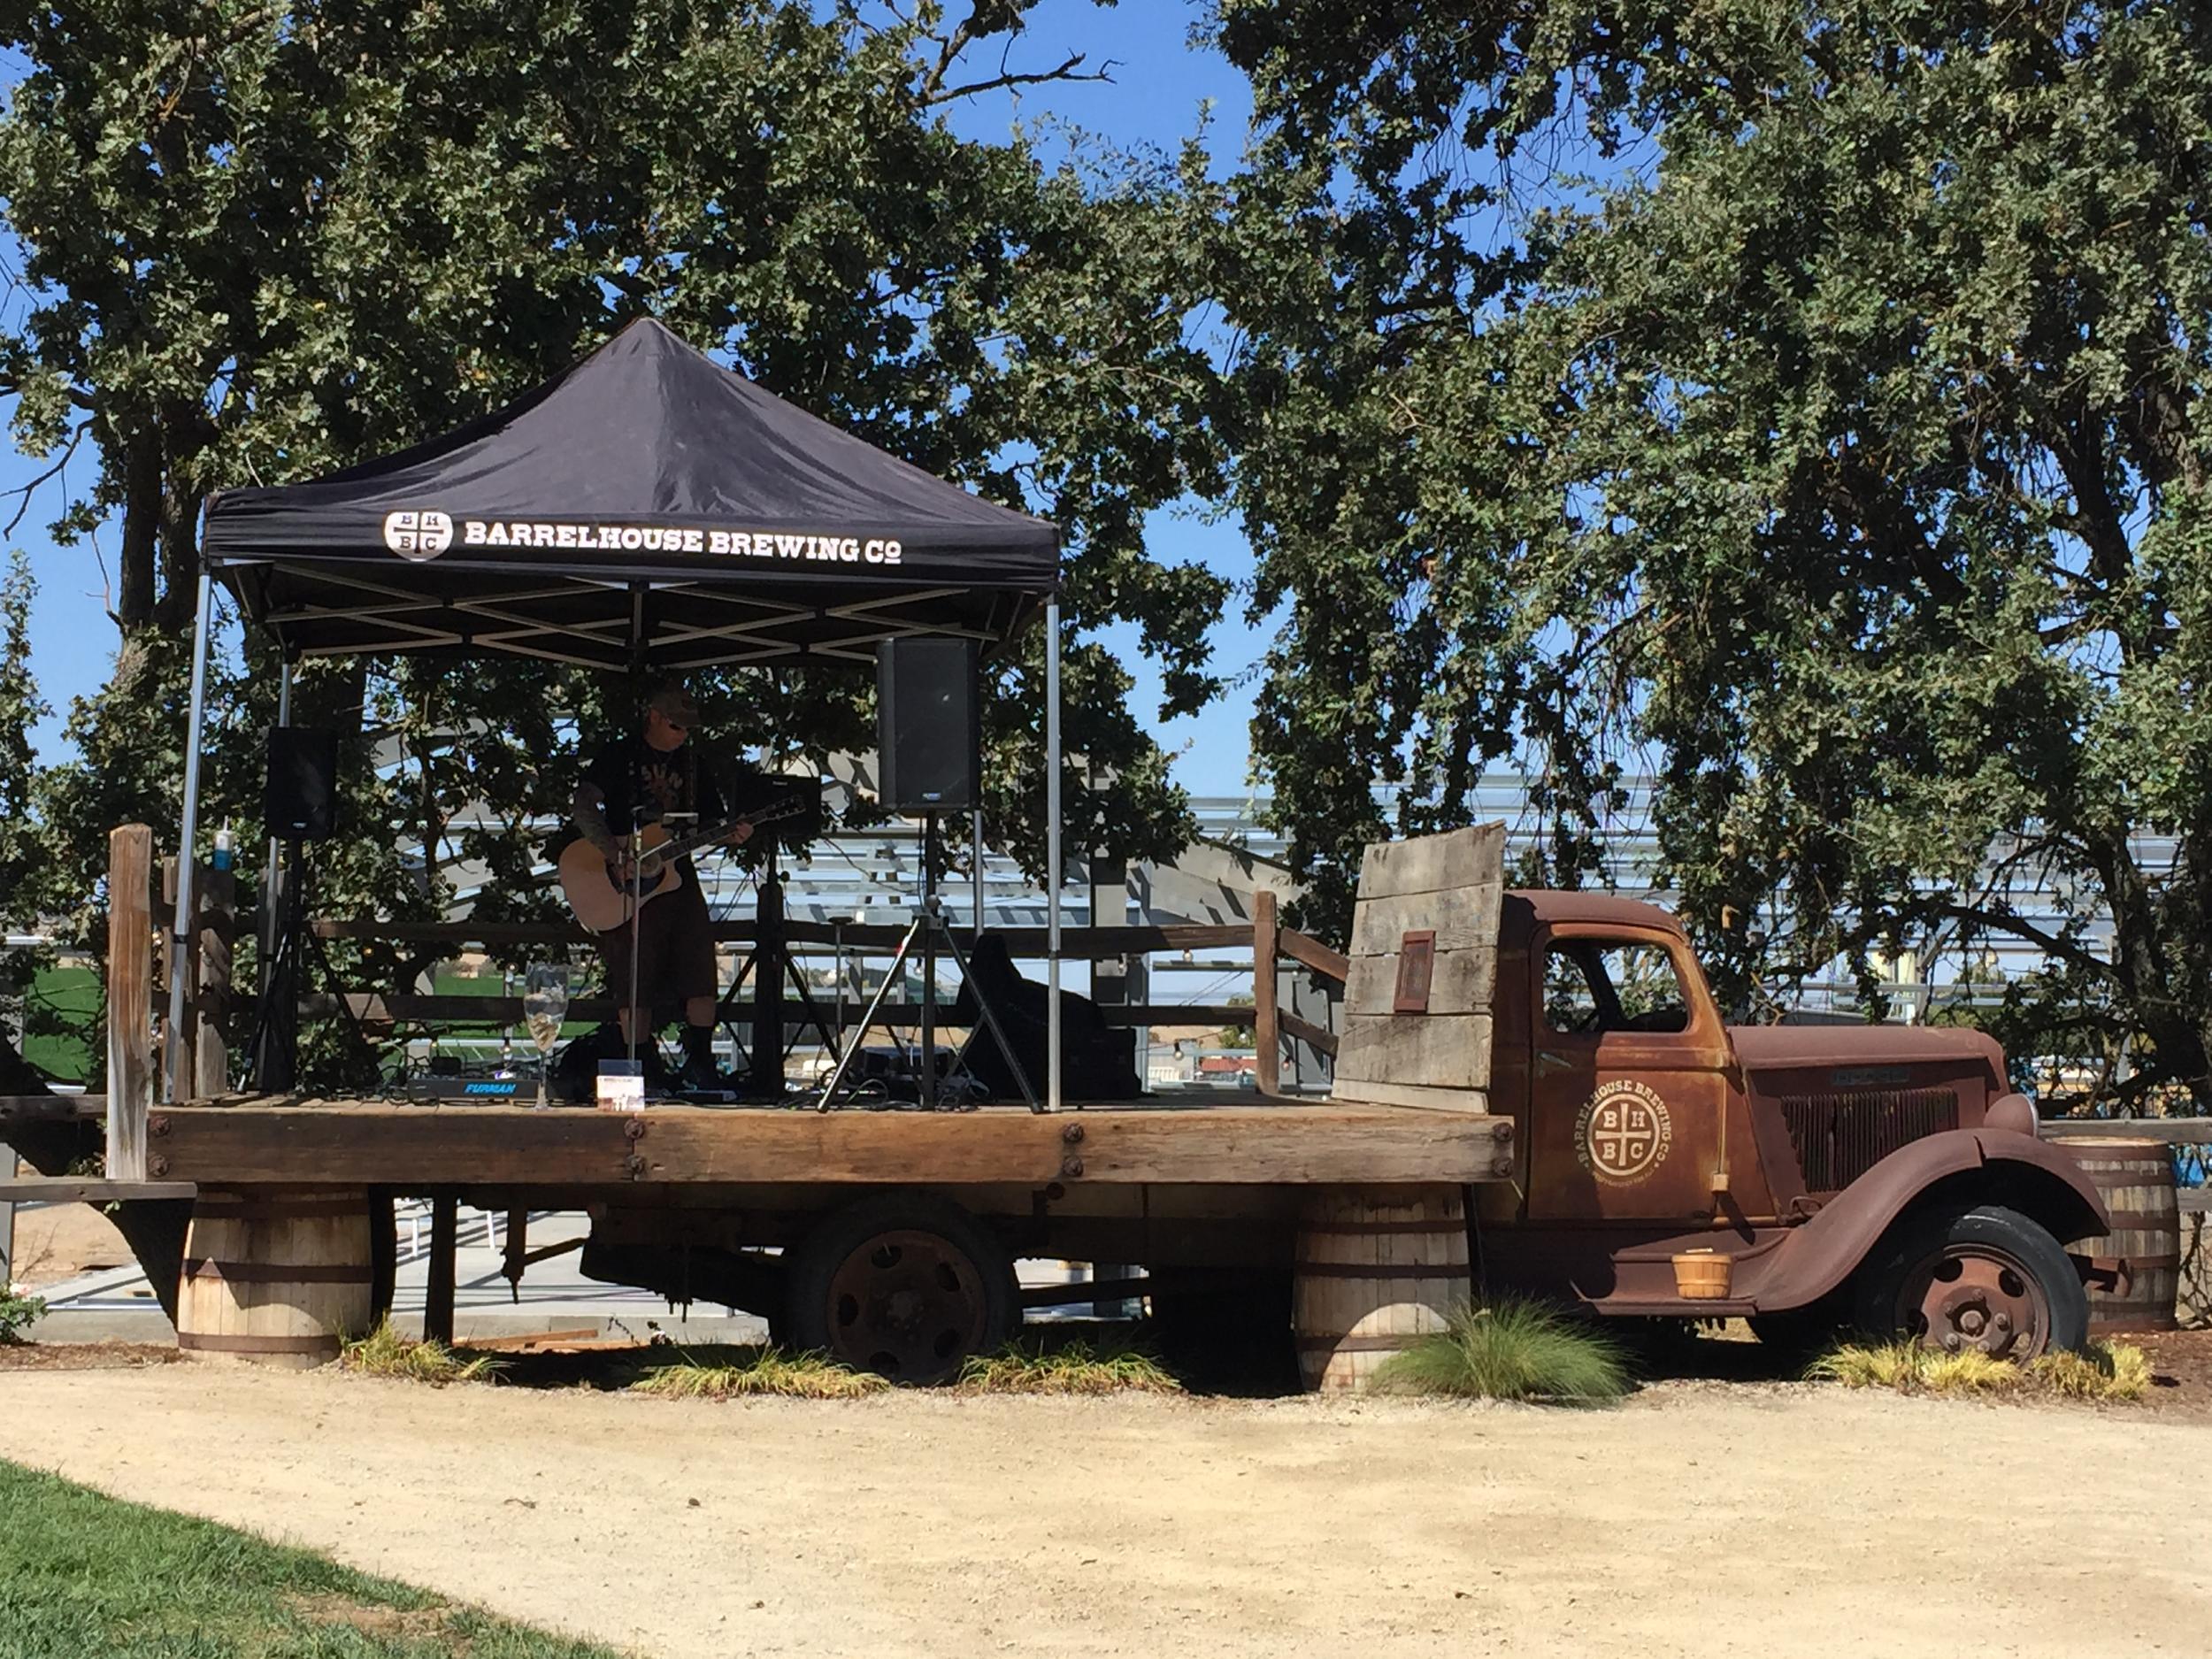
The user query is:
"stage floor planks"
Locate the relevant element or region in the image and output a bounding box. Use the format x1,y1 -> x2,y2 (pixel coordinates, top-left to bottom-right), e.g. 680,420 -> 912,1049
137,1093 -> 1517,1190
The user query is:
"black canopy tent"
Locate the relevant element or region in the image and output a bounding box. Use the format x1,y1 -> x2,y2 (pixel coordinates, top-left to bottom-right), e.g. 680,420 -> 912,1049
203,318 -> 1057,668
172,319 -> 1071,1102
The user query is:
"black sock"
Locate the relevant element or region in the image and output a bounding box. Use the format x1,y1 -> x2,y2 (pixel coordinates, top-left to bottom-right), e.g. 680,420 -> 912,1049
682,1025 -> 716,1071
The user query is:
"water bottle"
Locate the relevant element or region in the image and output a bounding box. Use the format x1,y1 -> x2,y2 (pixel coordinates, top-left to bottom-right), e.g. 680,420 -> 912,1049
211,826 -> 235,872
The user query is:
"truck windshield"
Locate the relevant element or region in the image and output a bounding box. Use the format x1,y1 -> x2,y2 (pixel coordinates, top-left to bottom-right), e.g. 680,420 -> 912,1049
1544,941 -> 1690,1035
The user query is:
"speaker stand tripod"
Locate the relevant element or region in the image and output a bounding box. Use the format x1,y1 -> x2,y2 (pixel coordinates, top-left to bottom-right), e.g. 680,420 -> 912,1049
815,843 -> 1039,1113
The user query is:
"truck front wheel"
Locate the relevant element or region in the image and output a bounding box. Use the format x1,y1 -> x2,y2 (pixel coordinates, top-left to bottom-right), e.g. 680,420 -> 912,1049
785,1194 -> 1018,1385
1854,1203 -> 2088,1361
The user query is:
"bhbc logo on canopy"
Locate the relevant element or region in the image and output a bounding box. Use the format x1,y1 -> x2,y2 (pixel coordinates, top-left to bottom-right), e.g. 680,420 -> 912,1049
382,509 -> 902,565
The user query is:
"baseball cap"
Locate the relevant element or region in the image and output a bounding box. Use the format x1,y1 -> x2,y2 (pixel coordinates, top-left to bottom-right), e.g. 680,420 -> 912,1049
648,685 -> 702,727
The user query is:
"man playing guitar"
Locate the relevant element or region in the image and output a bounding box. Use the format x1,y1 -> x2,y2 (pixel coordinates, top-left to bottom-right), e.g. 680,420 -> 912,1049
570,683 -> 752,1091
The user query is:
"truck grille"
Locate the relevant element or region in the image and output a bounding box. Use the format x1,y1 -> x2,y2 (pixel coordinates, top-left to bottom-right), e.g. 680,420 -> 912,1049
1778,1088 -> 1959,1191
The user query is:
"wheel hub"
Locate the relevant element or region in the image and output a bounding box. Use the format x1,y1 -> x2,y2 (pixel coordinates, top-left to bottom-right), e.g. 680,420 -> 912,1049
823,1228 -> 987,1384
1904,1248 -> 2047,1360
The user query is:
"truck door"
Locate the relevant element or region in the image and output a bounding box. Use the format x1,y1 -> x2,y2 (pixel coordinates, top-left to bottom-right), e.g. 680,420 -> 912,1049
1524,924 -> 1741,1225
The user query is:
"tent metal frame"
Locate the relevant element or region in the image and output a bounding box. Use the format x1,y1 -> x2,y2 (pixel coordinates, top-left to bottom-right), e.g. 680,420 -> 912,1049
165,569 -> 1067,1112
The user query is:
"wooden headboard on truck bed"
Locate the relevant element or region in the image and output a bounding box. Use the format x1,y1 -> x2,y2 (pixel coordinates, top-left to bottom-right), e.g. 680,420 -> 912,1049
1325,822 -> 1506,1114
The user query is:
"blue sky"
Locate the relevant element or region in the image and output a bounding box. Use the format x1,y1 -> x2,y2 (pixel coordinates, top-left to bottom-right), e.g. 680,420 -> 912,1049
4,0 -> 1267,794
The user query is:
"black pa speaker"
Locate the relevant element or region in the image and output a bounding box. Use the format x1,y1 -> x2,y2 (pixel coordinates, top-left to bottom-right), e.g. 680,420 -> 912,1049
265,726 -> 340,841
876,639 -> 979,812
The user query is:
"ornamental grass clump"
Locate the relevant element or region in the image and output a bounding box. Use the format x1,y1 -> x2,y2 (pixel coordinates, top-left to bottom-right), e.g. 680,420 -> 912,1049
955,1336 -> 1182,1395
340,1320 -> 503,1386
2031,1342 -> 2153,1402
1809,1340 -> 2019,1394
626,1346 -> 888,1401
1370,1301 -> 1631,1404
1810,1339 -> 2151,1402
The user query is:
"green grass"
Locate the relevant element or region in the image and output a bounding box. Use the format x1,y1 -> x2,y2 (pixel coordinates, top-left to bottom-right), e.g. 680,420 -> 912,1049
1368,1300 -> 1632,1404
626,1345 -> 890,1400
0,1457 -> 618,1656
956,1335 -> 1184,1395
340,1320 -> 503,1386
1809,1339 -> 2153,1402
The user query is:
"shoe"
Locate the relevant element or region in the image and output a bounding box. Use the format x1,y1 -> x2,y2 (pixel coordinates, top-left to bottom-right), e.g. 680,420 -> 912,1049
677,1052 -> 728,1094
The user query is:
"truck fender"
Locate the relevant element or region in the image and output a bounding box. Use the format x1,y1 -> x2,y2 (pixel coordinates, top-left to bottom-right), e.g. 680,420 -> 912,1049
1744,1128 -> 2111,1315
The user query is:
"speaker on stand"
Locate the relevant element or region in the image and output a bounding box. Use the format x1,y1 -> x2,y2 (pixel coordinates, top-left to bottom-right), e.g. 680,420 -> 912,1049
817,641 -> 1038,1110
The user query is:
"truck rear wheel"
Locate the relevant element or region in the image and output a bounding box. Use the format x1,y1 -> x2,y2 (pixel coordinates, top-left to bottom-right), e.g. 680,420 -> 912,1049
785,1194 -> 1018,1385
1855,1204 -> 2088,1361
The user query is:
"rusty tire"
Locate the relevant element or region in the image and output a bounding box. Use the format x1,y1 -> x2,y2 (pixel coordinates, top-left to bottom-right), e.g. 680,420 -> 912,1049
785,1194 -> 1017,1385
1854,1204 -> 2088,1361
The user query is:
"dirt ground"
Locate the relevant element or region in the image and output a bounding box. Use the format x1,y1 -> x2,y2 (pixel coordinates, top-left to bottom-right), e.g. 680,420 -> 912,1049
4,1202 -> 133,1288
1,1360 -> 2206,1659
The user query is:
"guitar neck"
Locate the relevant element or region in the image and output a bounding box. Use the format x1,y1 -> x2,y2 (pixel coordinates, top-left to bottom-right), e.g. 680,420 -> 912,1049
642,803 -> 795,865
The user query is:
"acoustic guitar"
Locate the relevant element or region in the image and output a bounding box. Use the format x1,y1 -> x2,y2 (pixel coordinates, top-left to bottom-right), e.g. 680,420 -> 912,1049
558,799 -> 809,933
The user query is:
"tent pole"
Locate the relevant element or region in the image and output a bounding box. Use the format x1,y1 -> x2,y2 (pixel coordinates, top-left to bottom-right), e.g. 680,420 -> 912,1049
1045,598 -> 1062,1111
972,809 -> 985,941
164,568 -> 216,1103
263,659 -> 291,983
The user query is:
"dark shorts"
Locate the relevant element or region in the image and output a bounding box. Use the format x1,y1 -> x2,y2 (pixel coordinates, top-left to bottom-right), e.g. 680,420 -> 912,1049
597,872 -> 718,1015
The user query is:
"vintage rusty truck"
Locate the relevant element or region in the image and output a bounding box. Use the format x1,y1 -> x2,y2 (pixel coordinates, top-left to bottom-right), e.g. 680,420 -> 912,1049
0,823 -> 2113,1383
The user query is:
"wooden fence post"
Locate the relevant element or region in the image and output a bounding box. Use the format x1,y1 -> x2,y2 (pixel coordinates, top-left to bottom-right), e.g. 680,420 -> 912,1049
1253,887 -> 1280,1098
107,825 -> 154,1181
425,1195 -> 458,1345
1,1149 -> 16,1292
159,856 -> 194,1099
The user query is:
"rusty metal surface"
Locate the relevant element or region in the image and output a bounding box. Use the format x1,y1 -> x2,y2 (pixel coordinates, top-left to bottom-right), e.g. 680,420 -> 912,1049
1779,1087 -> 1960,1191
1729,1023 -> 2005,1075
1899,1244 -> 2049,1357
822,1227 -> 990,1384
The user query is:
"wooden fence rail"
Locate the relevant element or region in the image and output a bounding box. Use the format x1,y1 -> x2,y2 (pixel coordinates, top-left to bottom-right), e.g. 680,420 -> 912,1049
1252,889 -> 1348,1096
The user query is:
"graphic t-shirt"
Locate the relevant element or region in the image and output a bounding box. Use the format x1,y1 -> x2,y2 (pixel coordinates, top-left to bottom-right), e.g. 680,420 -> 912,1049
578,738 -> 728,883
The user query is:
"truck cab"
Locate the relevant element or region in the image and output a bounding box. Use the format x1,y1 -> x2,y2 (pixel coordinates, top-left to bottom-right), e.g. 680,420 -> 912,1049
1479,891 -> 2109,1356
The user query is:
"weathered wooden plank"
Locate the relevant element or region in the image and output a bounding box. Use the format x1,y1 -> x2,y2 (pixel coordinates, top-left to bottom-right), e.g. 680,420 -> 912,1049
425,1195 -> 458,1346
1354,824 -> 1507,902
0,1177 -> 199,1202
195,868 -> 236,1102
160,856 -> 194,1098
1325,1078 -> 1496,1116
2039,1118 -> 2212,1144
1348,887 -> 1502,959
311,994 -> 1251,1028
1344,946 -> 1496,1019
307,918 -> 1259,955
1279,1010 -> 1339,1058
1254,890 -> 1282,1097
0,1094 -> 103,1122
1334,1012 -> 1494,1092
1279,928 -> 1350,985
151,1102 -> 1517,1187
107,825 -> 154,1181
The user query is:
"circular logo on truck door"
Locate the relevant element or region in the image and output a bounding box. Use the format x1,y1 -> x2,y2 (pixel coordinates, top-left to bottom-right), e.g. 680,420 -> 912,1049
1575,1079 -> 1673,1186
382,510 -> 454,560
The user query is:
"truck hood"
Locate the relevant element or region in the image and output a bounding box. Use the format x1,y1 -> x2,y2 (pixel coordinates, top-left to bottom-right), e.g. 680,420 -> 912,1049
1728,1023 -> 2006,1076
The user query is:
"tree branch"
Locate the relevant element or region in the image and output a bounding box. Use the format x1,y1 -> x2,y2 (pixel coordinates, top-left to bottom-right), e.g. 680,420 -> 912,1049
1,419 -> 88,537
923,52 -> 1115,106
1938,902 -> 2114,982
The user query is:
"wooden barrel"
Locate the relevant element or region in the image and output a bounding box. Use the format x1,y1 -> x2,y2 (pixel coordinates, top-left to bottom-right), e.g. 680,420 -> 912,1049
2052,1139 -> 2180,1335
1293,1186 -> 1470,1393
175,1188 -> 376,1368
